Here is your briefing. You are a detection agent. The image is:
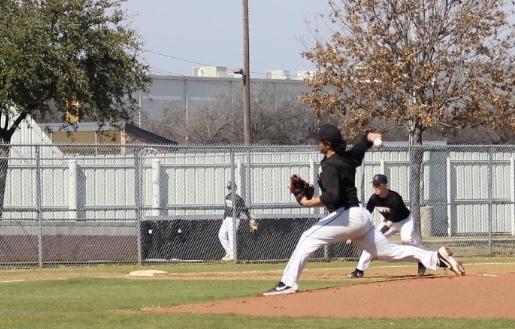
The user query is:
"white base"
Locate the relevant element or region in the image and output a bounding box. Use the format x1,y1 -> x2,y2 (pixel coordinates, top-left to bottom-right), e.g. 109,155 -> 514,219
128,270 -> 168,277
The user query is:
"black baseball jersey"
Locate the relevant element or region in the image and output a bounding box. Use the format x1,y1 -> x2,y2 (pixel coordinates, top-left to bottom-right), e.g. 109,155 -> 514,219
318,134 -> 372,213
366,190 -> 410,223
223,193 -> 251,219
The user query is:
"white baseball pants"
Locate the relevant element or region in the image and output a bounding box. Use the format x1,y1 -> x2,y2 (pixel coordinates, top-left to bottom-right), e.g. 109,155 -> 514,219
218,216 -> 240,257
281,206 -> 438,287
356,214 -> 421,271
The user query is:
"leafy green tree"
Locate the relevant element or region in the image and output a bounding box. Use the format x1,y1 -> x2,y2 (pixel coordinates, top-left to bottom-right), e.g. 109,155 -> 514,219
0,0 -> 151,217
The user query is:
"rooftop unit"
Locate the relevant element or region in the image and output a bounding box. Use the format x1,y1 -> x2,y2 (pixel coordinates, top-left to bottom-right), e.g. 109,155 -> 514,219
192,66 -> 229,78
265,70 -> 291,80
297,70 -> 318,80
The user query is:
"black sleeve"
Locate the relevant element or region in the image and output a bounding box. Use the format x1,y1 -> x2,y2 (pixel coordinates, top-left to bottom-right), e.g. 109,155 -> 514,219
343,134 -> 373,167
236,195 -> 251,219
222,195 -> 229,218
318,164 -> 340,207
366,195 -> 375,213
388,193 -> 409,222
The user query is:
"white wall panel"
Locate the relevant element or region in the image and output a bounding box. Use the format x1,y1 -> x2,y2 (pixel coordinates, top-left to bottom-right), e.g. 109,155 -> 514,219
2,145 -> 514,235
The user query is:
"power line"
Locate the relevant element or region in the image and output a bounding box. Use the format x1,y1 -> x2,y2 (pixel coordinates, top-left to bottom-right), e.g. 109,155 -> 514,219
142,49 -> 259,75
143,48 -> 317,79
143,49 -> 219,68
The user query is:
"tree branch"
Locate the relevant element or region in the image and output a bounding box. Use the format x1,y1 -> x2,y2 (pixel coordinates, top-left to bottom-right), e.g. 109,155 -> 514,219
6,111 -> 28,141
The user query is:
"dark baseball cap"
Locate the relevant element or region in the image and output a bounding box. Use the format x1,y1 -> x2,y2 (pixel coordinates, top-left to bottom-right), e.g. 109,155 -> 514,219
227,181 -> 237,189
372,174 -> 388,184
309,124 -> 344,142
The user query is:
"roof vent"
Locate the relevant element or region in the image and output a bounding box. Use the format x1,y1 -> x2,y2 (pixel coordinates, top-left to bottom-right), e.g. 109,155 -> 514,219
191,66 -> 229,78
265,70 -> 291,80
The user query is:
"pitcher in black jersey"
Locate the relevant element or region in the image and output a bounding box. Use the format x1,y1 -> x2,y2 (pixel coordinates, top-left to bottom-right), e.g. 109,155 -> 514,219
218,181 -> 252,261
263,124 -> 464,296
348,174 -> 426,278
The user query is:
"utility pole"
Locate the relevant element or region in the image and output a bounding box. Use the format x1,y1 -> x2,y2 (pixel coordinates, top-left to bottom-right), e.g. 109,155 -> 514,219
242,0 -> 251,145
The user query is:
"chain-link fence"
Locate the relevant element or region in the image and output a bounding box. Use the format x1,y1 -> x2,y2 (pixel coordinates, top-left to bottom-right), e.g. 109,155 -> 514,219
0,143 -> 513,267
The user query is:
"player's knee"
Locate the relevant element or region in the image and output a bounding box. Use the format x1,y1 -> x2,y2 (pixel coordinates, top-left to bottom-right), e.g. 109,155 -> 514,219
218,230 -> 226,240
299,233 -> 310,242
401,238 -> 415,245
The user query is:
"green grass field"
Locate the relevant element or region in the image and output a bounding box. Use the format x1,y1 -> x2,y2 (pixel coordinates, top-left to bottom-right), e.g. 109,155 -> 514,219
0,260 -> 514,329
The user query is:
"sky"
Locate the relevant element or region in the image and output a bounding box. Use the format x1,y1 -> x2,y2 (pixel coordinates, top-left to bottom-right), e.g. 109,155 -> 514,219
122,0 -> 329,79
122,1 -> 514,79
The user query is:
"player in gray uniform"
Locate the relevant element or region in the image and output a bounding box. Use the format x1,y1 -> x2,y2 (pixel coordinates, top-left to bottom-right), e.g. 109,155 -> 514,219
263,124 -> 464,296
348,174 -> 426,278
218,181 -> 252,261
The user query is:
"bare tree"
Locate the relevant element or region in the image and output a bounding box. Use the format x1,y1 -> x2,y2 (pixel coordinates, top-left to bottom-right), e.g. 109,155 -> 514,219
248,87 -> 318,144
300,0 -> 514,238
185,94 -> 240,144
301,0 -> 514,144
146,87 -> 318,144
138,103 -> 187,143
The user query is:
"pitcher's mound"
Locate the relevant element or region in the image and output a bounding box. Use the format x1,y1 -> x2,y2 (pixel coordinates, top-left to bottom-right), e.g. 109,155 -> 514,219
148,272 -> 515,319
129,270 -> 168,277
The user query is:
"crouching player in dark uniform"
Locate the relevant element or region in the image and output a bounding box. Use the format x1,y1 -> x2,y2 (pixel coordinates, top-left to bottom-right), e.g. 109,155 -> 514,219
348,174 -> 426,278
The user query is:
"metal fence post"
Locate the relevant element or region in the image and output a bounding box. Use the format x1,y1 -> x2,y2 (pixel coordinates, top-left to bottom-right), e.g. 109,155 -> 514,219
35,145 -> 43,268
245,149 -> 251,205
151,159 -> 161,216
309,159 -> 319,215
446,156 -> 452,236
135,151 -> 143,265
488,147 -> 493,255
511,156 -> 515,236
230,147 -> 237,261
69,160 -> 78,220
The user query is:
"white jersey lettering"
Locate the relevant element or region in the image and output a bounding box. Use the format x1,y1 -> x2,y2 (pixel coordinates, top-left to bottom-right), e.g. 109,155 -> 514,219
375,206 -> 390,215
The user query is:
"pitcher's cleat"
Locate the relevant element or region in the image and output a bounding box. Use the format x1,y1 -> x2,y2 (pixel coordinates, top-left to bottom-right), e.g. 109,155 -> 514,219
437,247 -> 465,276
263,282 -> 299,296
417,262 -> 427,276
348,269 -> 364,278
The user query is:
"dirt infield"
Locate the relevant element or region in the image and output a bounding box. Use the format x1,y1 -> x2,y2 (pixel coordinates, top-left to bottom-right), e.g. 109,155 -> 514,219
148,263 -> 515,319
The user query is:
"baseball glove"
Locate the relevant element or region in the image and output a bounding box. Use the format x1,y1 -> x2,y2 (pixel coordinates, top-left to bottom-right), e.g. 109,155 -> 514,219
249,218 -> 259,233
289,174 -> 315,205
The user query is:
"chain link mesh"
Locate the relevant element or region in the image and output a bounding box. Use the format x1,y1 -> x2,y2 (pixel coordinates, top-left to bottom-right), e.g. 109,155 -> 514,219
0,143 -> 513,267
